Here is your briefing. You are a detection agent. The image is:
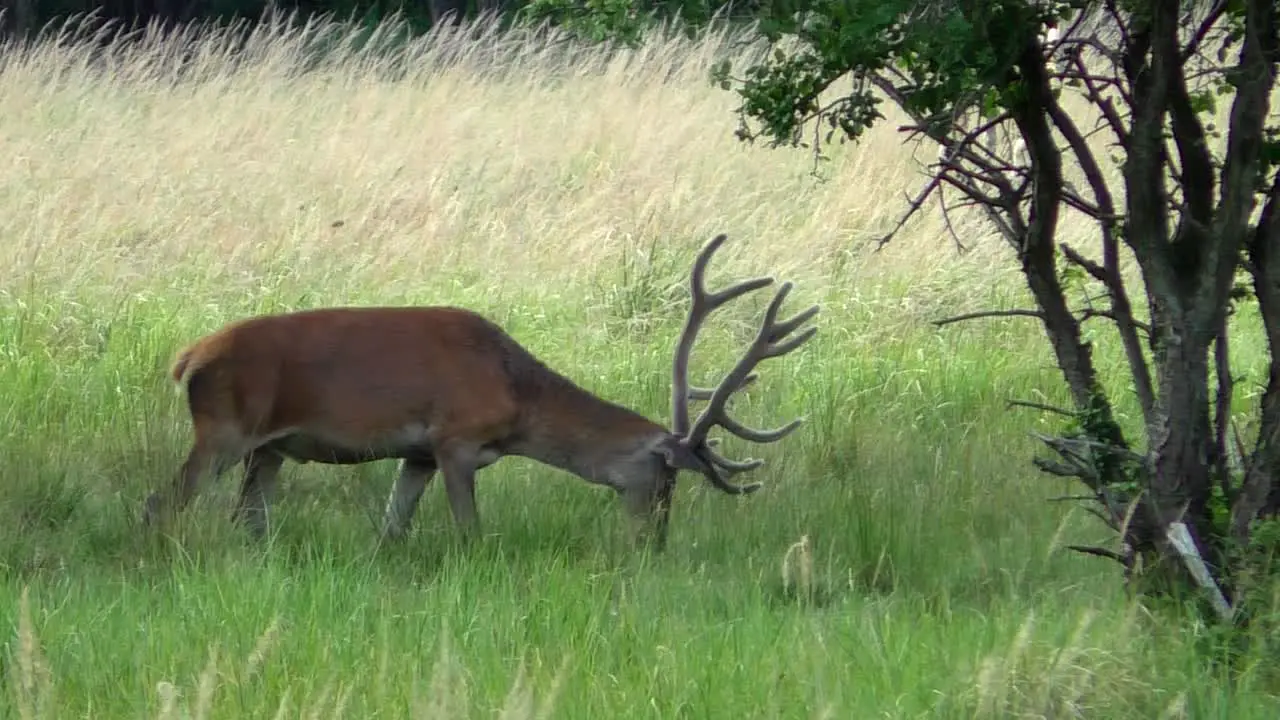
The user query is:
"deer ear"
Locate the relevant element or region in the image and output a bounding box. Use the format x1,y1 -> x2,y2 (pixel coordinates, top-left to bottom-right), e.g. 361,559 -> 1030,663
654,435 -> 706,472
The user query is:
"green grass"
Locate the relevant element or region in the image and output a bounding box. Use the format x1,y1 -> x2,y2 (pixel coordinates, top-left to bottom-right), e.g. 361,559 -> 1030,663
1,14 -> 1278,719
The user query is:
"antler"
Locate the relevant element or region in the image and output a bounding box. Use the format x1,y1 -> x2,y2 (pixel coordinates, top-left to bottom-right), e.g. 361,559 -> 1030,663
670,233 -> 820,480
670,234 -> 773,434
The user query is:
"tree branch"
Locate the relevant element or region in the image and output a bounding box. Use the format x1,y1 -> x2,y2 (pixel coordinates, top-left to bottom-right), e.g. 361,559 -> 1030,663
937,171 -> 1012,214
1060,186 -> 1108,218
1008,25 -> 1128,457
933,309 -> 1044,328
935,187 -> 968,253
1049,494 -> 1104,503
1079,308 -> 1152,335
1066,544 -> 1131,564
1181,1 -> 1228,62
1164,8 -> 1217,291
1121,1 -> 1180,373
1059,242 -> 1108,282
1082,506 -> 1123,531
1033,431 -> 1149,468
1050,91 -> 1156,430
876,174 -> 943,248
1007,398 -> 1076,416
1200,0 -> 1279,331
1101,0 -> 1132,50
1236,174 -> 1280,542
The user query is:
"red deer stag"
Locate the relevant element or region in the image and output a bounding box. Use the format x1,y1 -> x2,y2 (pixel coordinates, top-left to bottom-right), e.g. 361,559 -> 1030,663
142,233 -> 819,549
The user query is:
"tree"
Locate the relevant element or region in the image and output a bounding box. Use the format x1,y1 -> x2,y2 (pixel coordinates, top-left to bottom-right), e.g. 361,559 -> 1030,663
534,0 -> 1280,622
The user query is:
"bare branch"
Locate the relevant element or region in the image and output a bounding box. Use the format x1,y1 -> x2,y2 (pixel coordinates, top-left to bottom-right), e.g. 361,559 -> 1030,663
1065,50 -> 1131,149
1056,34 -> 1125,68
1082,506 -> 1122,531
876,175 -> 943,248
1048,101 -> 1155,428
933,309 -> 1044,328
930,111 -> 1020,176
935,184 -> 968,253
1061,186 -> 1107,218
1065,544 -> 1131,564
1033,431 -> 1149,467
1183,64 -> 1239,84
1031,432 -> 1146,531
1102,0 -> 1132,50
1060,243 -> 1108,282
1034,457 -> 1088,478
1056,69 -> 1126,90
1007,399 -> 1076,416
877,78 -> 1030,255
937,171 -> 1009,209
1079,308 -> 1152,335
1181,1 -> 1228,62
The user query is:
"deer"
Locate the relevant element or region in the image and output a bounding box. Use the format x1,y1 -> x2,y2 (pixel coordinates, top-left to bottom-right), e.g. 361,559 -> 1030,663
141,233 -> 819,550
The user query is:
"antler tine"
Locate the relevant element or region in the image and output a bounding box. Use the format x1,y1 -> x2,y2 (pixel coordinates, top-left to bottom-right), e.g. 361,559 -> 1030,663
683,279 -> 820,452
704,442 -> 765,474
696,437 -> 765,479
671,234 -> 773,435
688,372 -> 758,401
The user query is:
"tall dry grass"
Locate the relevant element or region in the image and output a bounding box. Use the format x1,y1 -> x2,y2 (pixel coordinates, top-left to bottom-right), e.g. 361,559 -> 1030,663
0,13 -> 1030,306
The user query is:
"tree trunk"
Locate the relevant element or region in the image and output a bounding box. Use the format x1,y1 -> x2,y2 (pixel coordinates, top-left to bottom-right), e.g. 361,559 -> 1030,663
1237,179 -> 1280,542
1144,332 -> 1221,580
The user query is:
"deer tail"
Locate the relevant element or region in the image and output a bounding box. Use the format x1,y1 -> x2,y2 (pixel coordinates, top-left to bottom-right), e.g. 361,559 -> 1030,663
170,345 -> 198,388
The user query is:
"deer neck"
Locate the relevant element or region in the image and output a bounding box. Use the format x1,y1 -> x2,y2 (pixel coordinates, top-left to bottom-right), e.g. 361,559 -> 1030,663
512,377 -> 666,485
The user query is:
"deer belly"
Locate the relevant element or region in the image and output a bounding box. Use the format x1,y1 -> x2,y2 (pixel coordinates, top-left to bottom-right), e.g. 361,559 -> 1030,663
264,429 -> 435,465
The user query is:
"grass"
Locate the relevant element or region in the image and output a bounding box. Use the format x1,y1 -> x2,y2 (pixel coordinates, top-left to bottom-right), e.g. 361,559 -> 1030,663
1,13 -> 1278,719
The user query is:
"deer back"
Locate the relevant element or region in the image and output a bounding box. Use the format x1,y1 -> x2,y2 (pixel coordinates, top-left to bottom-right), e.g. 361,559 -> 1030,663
173,307 -> 527,450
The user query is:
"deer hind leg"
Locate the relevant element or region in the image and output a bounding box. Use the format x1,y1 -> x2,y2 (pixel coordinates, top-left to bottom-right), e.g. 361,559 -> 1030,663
381,457 -> 437,540
144,426 -> 245,529
232,448 -> 285,539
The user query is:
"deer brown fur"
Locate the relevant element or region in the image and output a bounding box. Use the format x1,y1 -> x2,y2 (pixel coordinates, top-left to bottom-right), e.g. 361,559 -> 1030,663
143,234 -> 819,549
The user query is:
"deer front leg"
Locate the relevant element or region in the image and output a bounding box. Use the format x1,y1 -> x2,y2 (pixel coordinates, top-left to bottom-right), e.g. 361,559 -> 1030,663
620,477 -> 675,553
381,457 -> 437,540
437,445 -> 481,539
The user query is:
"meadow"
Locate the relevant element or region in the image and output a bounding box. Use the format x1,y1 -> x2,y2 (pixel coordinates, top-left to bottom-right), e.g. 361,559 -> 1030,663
1,14 -> 1277,718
